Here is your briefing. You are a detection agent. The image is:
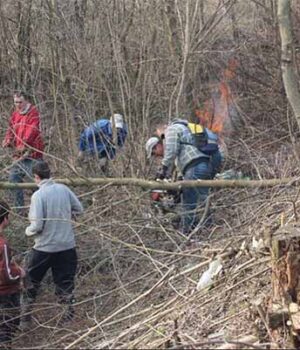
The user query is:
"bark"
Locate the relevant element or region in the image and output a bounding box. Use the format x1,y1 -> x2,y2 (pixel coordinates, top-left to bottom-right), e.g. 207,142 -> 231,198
16,0 -> 33,90
277,0 -> 300,130
164,0 -> 181,59
229,0 -> 239,42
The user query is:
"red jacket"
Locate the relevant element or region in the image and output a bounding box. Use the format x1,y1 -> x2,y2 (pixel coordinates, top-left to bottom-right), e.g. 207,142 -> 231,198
0,236 -> 21,295
3,104 -> 44,159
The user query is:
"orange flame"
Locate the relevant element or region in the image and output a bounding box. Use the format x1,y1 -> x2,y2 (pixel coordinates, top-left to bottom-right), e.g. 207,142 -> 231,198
195,57 -> 238,137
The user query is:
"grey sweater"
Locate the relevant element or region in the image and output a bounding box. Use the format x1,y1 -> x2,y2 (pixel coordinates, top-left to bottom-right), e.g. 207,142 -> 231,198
25,178 -> 84,252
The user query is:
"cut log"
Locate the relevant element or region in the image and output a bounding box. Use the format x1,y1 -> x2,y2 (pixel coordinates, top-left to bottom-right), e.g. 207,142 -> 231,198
269,223 -> 300,347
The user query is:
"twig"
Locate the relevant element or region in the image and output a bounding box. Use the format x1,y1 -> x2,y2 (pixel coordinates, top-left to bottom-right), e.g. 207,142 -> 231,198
65,267 -> 174,349
169,338 -> 261,349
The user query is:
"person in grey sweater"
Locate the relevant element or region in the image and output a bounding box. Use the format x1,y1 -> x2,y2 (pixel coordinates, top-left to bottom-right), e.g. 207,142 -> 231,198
21,160 -> 83,329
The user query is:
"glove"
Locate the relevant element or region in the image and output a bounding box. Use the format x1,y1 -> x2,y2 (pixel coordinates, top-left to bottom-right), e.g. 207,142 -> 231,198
155,165 -> 168,181
77,151 -> 85,161
151,191 -> 161,202
2,140 -> 11,148
13,149 -> 28,160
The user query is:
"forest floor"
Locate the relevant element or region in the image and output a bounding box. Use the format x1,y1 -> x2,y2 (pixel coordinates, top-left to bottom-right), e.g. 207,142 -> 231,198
4,136 -> 299,349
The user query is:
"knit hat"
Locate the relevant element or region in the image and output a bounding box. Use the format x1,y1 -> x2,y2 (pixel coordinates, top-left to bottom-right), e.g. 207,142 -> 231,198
145,137 -> 160,159
110,113 -> 124,129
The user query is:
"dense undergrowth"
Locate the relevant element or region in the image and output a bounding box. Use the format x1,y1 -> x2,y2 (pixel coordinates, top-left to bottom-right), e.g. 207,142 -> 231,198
0,0 -> 300,348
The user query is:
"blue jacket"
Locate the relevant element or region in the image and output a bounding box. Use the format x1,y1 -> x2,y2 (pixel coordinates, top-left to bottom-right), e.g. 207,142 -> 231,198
79,119 -> 127,159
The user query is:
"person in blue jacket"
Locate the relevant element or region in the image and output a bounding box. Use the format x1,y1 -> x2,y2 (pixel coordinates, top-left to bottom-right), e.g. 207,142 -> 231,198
78,113 -> 127,175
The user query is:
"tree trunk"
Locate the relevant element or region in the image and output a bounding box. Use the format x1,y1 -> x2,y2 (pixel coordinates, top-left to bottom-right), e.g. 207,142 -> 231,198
15,0 -> 33,91
277,0 -> 300,131
164,0 -> 181,59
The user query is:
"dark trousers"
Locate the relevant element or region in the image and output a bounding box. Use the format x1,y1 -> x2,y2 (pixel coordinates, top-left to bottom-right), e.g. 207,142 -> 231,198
9,158 -> 34,210
0,293 -> 20,344
26,248 -> 77,303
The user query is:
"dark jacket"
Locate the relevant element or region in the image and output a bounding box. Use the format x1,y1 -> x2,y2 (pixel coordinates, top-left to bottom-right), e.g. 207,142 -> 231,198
0,236 -> 22,295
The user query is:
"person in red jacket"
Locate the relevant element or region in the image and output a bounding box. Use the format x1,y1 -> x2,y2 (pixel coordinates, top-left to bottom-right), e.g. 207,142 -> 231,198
0,200 -> 25,346
2,91 -> 44,212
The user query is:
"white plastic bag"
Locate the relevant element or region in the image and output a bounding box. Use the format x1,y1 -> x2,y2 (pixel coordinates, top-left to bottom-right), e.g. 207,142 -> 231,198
252,236 -> 265,251
197,258 -> 223,291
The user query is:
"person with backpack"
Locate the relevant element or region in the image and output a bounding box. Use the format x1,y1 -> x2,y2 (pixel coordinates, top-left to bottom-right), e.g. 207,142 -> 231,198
77,113 -> 127,176
146,119 -> 220,234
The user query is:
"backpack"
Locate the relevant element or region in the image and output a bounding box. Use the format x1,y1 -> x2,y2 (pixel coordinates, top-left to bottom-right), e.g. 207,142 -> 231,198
175,121 -> 219,155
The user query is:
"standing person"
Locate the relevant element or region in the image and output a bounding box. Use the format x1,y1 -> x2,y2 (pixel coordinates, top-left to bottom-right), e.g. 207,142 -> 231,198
21,160 -> 83,329
77,113 -> 127,176
146,119 -> 214,234
0,200 -> 25,346
2,91 -> 44,213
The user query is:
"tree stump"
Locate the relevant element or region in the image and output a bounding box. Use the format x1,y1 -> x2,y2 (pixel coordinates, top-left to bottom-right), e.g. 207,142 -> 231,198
268,223 -> 300,348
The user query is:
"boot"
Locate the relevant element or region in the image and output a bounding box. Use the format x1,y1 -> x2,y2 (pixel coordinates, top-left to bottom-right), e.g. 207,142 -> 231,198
57,295 -> 76,327
59,305 -> 75,325
19,305 -> 33,332
19,294 -> 34,332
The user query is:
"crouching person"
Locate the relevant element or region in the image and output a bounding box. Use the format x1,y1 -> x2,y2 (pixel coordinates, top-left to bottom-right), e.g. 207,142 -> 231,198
21,160 -> 83,329
0,200 -> 25,346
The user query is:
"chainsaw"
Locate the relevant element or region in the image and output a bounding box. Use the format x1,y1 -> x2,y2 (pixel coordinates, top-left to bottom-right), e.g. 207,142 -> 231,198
150,188 -> 181,214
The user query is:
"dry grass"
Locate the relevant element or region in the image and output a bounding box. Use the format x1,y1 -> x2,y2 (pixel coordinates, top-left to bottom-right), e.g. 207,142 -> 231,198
6,136 -> 298,349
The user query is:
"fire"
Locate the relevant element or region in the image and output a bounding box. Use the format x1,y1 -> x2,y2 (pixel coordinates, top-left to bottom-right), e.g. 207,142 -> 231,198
195,57 -> 238,138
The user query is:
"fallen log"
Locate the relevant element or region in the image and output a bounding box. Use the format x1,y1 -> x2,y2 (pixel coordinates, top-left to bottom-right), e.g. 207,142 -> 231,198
0,176 -> 298,189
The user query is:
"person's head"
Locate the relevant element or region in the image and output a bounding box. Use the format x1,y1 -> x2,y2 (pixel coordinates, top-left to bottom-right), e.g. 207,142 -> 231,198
145,136 -> 164,158
155,124 -> 168,139
110,113 -> 124,129
13,90 -> 28,111
32,160 -> 51,184
0,201 -> 10,229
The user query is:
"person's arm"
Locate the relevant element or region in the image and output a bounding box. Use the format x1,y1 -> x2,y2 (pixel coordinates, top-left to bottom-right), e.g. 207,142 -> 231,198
117,127 -> 127,147
25,193 -> 45,237
69,190 -> 84,215
79,125 -> 101,152
21,106 -> 42,146
0,242 -> 22,284
161,126 -> 180,171
2,113 -> 15,147
78,129 -> 88,152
